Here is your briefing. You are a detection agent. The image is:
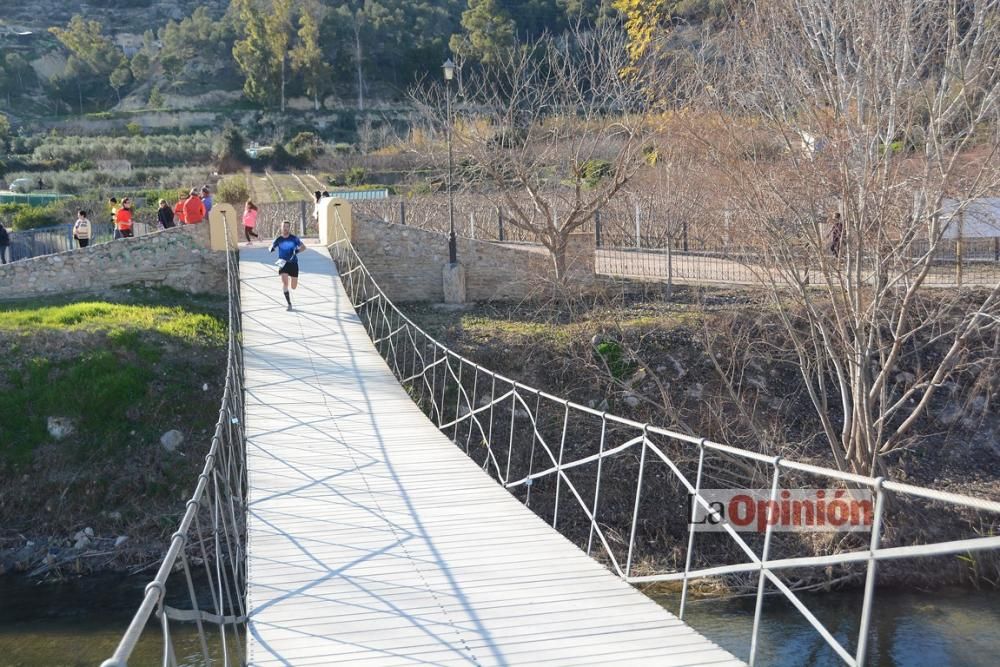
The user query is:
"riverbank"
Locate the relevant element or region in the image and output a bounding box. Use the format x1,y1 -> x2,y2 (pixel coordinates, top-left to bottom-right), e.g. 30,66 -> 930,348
0,288 -> 227,579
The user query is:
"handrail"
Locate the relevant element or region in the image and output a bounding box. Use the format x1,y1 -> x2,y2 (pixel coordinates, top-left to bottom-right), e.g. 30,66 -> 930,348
327,207 -> 1000,667
102,213 -> 246,667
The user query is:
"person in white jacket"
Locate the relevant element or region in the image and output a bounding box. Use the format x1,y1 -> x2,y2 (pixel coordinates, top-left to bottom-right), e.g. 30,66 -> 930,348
72,210 -> 92,248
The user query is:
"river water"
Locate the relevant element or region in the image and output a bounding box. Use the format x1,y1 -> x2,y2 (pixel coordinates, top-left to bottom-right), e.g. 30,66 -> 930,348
1,574 -> 998,666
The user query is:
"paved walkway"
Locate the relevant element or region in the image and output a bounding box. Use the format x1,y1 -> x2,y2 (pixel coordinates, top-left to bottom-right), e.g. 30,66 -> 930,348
239,245 -> 743,666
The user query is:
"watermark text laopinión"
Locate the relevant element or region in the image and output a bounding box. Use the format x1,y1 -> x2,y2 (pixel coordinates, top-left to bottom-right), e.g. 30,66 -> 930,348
689,489 -> 874,532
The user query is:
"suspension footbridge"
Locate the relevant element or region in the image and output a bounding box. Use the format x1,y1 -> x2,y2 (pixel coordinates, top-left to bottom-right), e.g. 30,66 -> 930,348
101,214 -> 1000,667
237,246 -> 741,665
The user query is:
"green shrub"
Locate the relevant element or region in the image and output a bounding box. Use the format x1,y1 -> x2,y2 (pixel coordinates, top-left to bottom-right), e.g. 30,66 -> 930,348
594,340 -> 637,381
217,175 -> 250,206
69,159 -> 96,172
581,159 -> 613,188
0,202 -> 64,231
345,167 -> 366,186
126,121 -> 143,136
148,85 -> 165,109
286,132 -> 324,164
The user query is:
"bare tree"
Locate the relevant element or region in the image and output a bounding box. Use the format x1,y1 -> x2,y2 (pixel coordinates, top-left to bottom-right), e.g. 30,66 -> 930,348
685,0 -> 1000,474
413,23 -> 655,281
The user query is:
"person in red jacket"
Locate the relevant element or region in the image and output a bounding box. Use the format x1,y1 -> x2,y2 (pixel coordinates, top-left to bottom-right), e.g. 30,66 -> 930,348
115,197 -> 134,238
174,190 -> 188,225
182,188 -> 206,224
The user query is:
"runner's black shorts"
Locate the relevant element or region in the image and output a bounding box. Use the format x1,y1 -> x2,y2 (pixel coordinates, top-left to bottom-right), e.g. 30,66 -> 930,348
279,260 -> 299,277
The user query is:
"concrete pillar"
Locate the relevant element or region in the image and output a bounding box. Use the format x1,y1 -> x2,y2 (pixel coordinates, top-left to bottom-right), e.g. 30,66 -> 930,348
208,203 -> 240,250
442,263 -> 466,304
319,198 -> 353,246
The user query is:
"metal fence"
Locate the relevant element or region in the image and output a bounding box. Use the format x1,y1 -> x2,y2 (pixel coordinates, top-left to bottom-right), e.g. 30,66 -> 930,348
3,222 -> 157,263
349,194 -> 1000,289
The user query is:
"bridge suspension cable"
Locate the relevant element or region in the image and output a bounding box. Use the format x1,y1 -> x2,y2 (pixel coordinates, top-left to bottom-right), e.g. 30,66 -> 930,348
102,218 -> 247,667
326,208 -> 1000,667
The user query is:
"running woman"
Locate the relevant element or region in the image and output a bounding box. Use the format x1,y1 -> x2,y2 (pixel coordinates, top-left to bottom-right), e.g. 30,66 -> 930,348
243,199 -> 260,244
269,221 -> 306,310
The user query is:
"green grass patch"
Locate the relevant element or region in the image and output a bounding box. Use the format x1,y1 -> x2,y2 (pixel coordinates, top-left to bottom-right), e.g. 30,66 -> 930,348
0,300 -> 226,346
0,291 -> 226,469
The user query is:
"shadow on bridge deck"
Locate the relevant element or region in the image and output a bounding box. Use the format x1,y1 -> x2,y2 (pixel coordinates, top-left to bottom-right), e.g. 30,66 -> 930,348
239,245 -> 743,666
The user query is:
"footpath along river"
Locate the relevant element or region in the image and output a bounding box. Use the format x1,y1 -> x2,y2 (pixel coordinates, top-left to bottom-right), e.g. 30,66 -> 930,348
1,574 -> 998,666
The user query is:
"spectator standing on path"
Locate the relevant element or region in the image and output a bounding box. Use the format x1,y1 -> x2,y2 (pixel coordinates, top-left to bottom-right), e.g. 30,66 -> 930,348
0,221 -> 9,264
174,190 -> 188,225
269,220 -> 306,311
72,209 -> 92,248
201,186 -> 213,217
182,188 -> 206,224
115,197 -> 135,238
312,191 -> 322,225
158,199 -> 175,229
829,211 -> 843,256
243,200 -> 260,245
109,197 -> 120,239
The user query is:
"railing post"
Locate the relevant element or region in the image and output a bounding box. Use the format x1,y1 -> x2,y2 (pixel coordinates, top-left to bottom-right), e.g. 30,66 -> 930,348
299,200 -> 307,236
679,440 -> 707,620
587,415 -> 607,557
634,203 -> 641,249
595,209 -> 602,248
749,458 -> 782,666
552,402 -> 570,529
497,208 -> 505,242
399,200 -> 406,226
469,212 -> 475,240
625,426 -> 649,579
855,479 -> 886,667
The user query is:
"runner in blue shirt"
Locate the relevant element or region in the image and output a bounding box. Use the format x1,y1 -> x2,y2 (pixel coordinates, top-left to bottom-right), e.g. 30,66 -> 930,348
269,221 -> 307,310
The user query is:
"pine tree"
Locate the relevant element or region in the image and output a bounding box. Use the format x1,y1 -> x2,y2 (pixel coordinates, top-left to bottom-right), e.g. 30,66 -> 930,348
232,0 -> 279,106
265,0 -> 295,112
450,0 -> 516,64
290,11 -> 332,111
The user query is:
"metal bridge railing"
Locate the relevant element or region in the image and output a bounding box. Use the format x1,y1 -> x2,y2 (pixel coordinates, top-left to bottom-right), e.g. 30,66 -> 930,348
5,222 -> 157,263
102,217 -> 246,667
328,209 -> 1000,667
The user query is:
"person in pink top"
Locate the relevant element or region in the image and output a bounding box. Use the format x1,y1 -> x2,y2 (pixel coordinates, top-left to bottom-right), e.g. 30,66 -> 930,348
243,199 -> 260,245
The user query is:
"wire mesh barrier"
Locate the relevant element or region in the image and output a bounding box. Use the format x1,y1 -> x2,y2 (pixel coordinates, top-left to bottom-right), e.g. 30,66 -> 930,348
328,209 -> 1000,667
3,222 -> 157,263
347,194 -> 1000,289
102,225 -> 246,667
254,201 -> 313,241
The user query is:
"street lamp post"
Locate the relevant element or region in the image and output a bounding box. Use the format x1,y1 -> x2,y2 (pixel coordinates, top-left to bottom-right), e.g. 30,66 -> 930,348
443,58 -> 457,264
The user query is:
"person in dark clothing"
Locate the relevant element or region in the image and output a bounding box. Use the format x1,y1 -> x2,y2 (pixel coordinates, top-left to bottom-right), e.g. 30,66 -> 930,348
0,222 -> 9,264
829,212 -> 843,256
158,199 -> 175,229
269,221 -> 306,311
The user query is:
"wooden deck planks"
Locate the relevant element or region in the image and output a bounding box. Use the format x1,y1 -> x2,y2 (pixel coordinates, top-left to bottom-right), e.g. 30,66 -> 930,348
240,246 -> 742,666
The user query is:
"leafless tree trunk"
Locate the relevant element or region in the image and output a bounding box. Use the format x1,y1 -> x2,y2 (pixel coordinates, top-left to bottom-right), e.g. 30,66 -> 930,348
412,23 -> 653,281
681,0 -> 1000,474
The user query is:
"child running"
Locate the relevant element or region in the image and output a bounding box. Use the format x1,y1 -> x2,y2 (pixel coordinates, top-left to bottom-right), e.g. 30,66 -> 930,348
269,220 -> 306,311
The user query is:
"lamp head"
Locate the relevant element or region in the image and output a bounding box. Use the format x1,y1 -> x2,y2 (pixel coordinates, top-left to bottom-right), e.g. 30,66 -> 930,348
442,58 -> 455,81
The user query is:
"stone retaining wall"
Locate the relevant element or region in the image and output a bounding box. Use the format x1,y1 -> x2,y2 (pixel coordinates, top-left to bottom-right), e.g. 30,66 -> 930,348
349,219 -> 595,302
0,224 -> 226,299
